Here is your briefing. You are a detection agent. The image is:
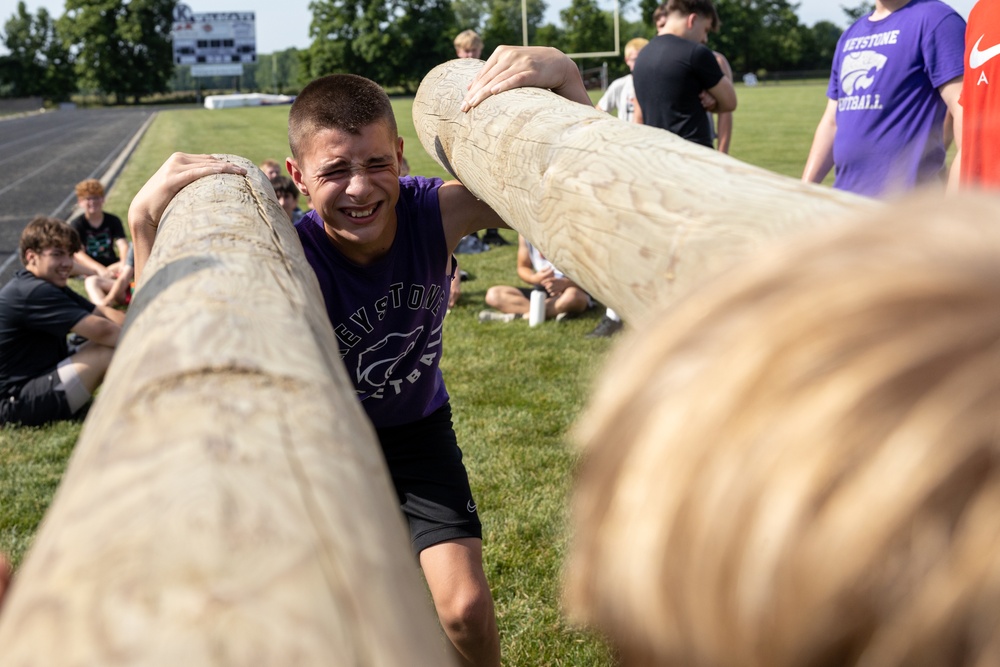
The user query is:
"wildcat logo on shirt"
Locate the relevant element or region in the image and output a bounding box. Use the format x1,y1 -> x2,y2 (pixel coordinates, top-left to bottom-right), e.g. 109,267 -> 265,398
332,281 -> 447,401
838,50 -> 888,111
837,28 -> 898,113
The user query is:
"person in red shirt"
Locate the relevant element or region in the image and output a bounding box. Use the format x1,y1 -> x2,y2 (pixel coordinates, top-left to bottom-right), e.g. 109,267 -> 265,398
959,0 -> 1000,188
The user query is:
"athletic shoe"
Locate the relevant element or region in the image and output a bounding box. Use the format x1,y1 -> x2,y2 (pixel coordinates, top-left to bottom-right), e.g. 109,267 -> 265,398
585,315 -> 624,338
456,234 -> 490,254
478,310 -> 519,323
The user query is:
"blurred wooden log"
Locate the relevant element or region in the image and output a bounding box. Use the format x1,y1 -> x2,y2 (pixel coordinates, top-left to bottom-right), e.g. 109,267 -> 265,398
413,58 -> 876,327
0,156 -> 454,666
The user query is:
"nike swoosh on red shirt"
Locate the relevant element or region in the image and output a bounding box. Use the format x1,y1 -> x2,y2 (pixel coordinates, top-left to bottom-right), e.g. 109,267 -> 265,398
970,35 -> 1000,69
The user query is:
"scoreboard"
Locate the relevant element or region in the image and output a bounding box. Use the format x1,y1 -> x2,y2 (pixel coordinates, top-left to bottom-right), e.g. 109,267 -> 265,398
172,3 -> 256,71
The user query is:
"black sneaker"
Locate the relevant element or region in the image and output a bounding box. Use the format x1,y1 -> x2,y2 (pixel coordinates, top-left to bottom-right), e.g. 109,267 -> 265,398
482,230 -> 511,246
585,316 -> 624,338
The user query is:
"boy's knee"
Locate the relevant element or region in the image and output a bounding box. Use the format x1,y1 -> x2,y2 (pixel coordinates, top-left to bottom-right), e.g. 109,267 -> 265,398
484,286 -> 503,308
75,341 -> 116,371
438,586 -> 494,637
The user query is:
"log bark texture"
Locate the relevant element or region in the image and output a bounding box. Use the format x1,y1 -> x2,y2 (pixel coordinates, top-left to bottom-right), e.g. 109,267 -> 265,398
414,59 -> 877,327
0,156 -> 454,666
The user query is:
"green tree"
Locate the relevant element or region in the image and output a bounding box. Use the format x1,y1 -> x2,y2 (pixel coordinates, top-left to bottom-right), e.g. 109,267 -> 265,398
306,0 -> 455,91
453,0 -> 489,33
59,0 -> 175,104
713,0 -> 806,74
256,48 -> 302,94
0,2 -> 75,100
842,1 -> 874,22
560,0 -> 613,71
799,19 -> 841,71
480,0 -> 546,54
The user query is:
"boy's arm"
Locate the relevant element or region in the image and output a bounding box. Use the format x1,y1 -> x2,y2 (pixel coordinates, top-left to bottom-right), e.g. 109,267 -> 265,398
462,46 -> 592,111
802,99 -> 838,184
73,251 -> 108,277
71,313 -> 121,347
515,237 -> 538,284
939,76 -> 963,191
705,77 -> 737,114
129,153 -> 247,281
114,237 -> 130,261
438,181 -> 509,255
101,265 -> 134,307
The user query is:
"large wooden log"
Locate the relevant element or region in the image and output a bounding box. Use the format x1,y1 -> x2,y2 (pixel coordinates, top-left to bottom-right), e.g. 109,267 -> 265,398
0,156 -> 454,666
414,59 -> 876,327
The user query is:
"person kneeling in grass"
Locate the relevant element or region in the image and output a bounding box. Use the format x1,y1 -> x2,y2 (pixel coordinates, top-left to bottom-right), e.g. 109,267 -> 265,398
0,217 -> 124,427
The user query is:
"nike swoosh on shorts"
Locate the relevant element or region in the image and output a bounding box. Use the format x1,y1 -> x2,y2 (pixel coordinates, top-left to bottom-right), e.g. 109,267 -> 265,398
970,35 -> 1000,69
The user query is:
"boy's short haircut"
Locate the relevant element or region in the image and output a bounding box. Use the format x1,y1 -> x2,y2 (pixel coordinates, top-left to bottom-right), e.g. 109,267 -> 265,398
270,175 -> 297,197
74,178 -> 104,199
453,29 -> 483,51
624,37 -> 649,55
259,158 -> 281,172
19,216 -> 82,265
288,74 -> 398,159
653,0 -> 719,27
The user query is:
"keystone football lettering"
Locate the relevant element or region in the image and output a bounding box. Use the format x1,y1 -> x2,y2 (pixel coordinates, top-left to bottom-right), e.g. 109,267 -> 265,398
842,30 -> 900,52
334,281 -> 448,401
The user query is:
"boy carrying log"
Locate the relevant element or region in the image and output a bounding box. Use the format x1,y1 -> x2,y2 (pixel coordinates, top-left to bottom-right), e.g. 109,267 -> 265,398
128,46 -> 590,667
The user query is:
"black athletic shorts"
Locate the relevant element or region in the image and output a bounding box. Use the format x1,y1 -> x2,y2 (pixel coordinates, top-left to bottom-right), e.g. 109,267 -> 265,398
375,401 -> 483,555
0,368 -> 73,427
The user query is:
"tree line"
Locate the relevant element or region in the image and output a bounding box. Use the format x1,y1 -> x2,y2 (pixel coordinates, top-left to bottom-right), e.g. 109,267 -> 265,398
0,0 -> 873,103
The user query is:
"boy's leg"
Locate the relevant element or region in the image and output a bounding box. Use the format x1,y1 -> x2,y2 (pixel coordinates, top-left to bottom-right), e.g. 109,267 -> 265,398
3,345 -> 110,427
420,538 -> 500,667
377,403 -> 500,667
84,275 -> 114,303
64,342 -> 116,396
548,286 -> 590,317
484,285 -> 531,314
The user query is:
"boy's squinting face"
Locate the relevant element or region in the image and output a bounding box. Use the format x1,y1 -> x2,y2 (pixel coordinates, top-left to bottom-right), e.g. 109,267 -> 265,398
25,246 -> 74,287
288,122 -> 403,265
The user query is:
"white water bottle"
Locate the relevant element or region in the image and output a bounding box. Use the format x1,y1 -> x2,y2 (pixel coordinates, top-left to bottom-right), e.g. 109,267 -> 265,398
529,286 -> 546,327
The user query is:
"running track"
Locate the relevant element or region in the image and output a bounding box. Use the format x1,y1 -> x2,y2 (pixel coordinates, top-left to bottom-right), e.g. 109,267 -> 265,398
0,107 -> 155,284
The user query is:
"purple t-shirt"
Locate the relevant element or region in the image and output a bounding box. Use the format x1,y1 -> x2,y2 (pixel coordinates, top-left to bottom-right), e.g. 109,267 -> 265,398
295,176 -> 453,428
828,0 -> 965,197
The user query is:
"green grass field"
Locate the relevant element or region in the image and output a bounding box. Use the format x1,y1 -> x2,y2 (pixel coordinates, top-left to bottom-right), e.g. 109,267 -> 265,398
1,81 -> 831,665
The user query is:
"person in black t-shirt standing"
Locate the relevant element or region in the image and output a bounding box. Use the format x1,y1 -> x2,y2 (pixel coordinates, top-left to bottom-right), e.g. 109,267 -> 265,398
0,217 -> 124,427
632,0 -> 737,147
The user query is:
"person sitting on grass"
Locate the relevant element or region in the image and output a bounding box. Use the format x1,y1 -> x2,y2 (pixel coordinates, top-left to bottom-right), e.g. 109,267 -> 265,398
479,235 -> 591,323
68,179 -> 128,279
0,217 -> 125,427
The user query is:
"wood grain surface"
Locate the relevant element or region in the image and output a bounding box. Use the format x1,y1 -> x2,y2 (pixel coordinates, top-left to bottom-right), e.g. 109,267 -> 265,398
0,156 -> 454,666
414,58 -> 877,327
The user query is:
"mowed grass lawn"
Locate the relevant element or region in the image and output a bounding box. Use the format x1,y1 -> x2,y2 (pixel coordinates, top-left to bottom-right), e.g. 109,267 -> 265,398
0,81 -> 830,665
